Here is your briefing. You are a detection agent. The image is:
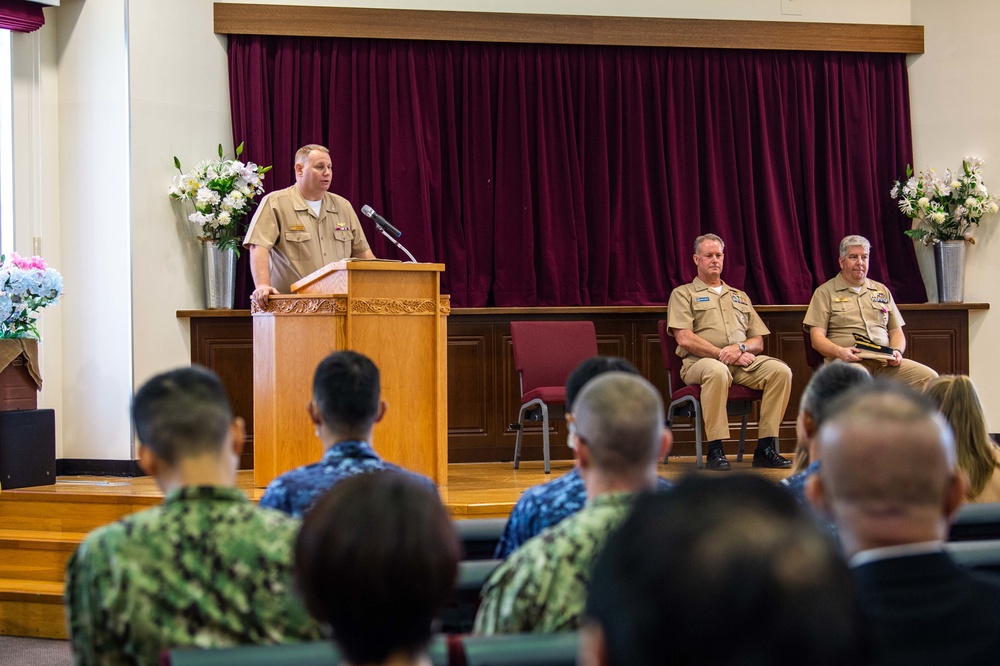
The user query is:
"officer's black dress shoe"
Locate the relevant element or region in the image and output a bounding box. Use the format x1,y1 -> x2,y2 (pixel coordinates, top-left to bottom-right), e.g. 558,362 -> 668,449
705,448 -> 731,471
752,444 -> 792,469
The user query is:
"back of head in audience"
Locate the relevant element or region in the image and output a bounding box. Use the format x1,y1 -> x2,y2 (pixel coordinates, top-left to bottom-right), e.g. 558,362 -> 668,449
295,471 -> 460,665
924,374 -> 999,500
312,350 -> 383,440
565,357 -> 640,412
132,365 -> 242,473
808,381 -> 965,556
792,362 -> 872,473
571,372 -> 668,491
584,475 -> 867,666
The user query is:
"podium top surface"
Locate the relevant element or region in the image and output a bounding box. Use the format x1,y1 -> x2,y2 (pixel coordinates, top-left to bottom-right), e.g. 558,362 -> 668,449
330,260 -> 444,272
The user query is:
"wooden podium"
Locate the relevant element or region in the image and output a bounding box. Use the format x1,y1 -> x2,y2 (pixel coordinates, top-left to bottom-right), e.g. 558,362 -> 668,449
251,261 -> 449,488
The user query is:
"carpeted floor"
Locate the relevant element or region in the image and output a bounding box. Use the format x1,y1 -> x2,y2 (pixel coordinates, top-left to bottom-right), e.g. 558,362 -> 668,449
0,636 -> 72,665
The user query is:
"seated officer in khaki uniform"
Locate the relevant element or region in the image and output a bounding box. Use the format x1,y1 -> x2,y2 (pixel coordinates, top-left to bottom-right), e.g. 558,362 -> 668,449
244,144 -> 375,308
804,234 -> 937,389
667,234 -> 793,471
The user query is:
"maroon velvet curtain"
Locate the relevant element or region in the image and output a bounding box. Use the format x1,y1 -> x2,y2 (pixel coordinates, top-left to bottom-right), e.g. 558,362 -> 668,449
0,0 -> 44,32
228,36 -> 925,308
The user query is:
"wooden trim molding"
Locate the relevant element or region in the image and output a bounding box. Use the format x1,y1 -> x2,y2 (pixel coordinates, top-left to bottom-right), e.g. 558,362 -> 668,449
214,4 -> 924,54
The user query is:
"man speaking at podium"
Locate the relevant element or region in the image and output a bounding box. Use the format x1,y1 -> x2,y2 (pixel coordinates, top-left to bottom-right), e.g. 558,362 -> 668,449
244,144 -> 375,308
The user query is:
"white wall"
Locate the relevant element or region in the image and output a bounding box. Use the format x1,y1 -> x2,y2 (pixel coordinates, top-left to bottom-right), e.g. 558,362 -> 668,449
51,0 -> 1000,462
215,0 -> 910,23
127,0 -> 231,432
54,0 -> 132,459
10,25 -> 64,452
910,0 -> 1000,429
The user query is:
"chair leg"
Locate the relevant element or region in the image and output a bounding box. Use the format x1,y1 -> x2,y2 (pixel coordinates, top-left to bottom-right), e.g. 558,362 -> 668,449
541,402 -> 551,474
694,402 -> 704,469
664,410 -> 676,464
736,412 -> 749,462
513,406 -> 527,469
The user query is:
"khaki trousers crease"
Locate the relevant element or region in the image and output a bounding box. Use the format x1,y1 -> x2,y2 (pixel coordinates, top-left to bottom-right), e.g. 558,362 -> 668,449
680,355 -> 792,442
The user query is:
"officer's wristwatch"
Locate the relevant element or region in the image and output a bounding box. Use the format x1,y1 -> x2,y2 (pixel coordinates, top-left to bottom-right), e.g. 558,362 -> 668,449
738,343 -> 747,353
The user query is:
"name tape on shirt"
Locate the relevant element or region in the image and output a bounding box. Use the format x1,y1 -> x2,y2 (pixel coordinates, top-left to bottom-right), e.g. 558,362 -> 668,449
696,296 -> 711,302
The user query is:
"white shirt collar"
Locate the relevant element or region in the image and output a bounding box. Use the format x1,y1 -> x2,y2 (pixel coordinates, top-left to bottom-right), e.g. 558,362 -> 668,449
849,540 -> 944,568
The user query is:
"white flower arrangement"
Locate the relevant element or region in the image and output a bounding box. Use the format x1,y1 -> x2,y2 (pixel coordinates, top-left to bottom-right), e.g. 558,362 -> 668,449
0,253 -> 63,340
169,143 -> 272,254
891,156 -> 1000,245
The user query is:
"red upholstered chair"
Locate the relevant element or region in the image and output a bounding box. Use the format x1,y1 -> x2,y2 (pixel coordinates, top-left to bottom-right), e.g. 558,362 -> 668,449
510,321 -> 598,474
802,328 -> 826,370
657,320 -> 763,469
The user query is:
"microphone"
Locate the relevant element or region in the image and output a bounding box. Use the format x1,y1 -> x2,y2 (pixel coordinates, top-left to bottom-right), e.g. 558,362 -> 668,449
361,205 -> 402,239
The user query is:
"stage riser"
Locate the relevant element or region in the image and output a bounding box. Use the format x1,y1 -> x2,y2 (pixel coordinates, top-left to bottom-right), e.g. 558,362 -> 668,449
0,532 -> 81,582
0,496 -> 157,533
0,582 -> 66,639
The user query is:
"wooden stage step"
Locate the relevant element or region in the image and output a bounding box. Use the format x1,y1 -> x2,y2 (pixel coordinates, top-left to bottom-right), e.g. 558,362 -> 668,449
0,459 -> 793,639
0,578 -> 66,639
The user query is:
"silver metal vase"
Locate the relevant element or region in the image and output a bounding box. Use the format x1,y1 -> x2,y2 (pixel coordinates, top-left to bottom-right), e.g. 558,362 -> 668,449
933,240 -> 966,303
202,241 -> 236,309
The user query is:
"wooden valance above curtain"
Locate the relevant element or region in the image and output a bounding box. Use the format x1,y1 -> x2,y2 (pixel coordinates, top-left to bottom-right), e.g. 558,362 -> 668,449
213,4 -> 924,54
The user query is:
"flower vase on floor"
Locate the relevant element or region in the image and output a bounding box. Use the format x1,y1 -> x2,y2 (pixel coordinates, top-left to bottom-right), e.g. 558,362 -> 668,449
203,241 -> 236,309
934,240 -> 966,303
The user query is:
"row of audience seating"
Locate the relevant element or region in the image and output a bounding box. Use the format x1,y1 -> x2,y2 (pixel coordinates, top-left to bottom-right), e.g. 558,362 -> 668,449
162,506 -> 1000,665
166,632 -> 578,666
454,502 -> 1000,556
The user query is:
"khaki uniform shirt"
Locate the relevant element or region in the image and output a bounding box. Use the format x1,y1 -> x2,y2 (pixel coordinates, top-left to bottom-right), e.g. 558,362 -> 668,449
667,278 -> 770,369
243,184 -> 371,293
803,273 -> 904,348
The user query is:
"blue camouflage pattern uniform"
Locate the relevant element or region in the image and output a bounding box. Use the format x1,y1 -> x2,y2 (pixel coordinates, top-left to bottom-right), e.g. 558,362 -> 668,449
259,440 -> 437,518
65,486 -> 322,665
474,492 -> 636,635
494,468 -> 673,559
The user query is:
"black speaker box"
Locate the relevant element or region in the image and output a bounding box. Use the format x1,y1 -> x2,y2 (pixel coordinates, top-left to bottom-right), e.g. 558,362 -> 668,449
0,408 -> 55,489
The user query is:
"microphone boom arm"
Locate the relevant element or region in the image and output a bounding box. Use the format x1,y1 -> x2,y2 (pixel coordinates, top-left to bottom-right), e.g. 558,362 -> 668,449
375,223 -> 418,263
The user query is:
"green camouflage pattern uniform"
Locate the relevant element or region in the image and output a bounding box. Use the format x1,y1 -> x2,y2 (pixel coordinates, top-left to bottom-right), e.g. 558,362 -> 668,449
65,486 -> 322,665
473,492 -> 636,635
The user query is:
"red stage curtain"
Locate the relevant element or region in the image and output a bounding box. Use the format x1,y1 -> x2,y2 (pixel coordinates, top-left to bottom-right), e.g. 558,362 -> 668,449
228,36 -> 924,308
0,0 -> 44,32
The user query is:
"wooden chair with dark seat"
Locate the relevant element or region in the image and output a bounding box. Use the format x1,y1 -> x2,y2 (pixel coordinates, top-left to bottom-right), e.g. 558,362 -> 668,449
510,321 -> 598,474
657,320 -> 763,468
802,327 -> 826,370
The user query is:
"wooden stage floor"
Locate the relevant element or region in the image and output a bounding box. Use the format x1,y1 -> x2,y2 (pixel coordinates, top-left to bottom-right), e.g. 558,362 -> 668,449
12,457 -> 796,521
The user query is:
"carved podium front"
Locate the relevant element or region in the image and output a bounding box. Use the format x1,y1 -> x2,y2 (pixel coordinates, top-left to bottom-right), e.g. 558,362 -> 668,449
251,261 -> 449,487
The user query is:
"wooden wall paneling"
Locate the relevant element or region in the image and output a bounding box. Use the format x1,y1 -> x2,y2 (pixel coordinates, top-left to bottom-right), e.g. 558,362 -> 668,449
181,303 -> 984,465
214,4 -> 925,54
188,316 -> 255,469
899,310 -> 967,375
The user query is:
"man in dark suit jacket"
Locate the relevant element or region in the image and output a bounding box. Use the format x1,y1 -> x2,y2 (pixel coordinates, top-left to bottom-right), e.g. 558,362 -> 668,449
807,381 -> 1000,666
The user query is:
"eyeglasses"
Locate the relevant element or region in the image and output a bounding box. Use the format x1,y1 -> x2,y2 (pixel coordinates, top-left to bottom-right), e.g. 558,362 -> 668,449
567,422 -> 588,450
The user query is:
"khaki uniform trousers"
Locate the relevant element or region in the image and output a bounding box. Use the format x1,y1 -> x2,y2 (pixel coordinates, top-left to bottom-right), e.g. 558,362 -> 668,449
847,358 -> 938,390
680,355 -> 792,442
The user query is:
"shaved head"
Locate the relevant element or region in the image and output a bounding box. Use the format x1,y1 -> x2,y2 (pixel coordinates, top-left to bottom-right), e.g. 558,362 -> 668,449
572,372 -> 664,478
810,382 -> 963,555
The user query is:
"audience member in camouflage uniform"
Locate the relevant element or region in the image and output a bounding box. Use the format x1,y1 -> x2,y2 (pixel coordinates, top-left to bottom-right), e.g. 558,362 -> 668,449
474,372 -> 670,634
259,350 -> 436,518
295,471 -> 460,666
494,357 -> 673,560
65,366 -> 321,665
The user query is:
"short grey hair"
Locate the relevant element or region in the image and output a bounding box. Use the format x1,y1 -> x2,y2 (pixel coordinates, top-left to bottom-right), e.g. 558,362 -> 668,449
839,235 -> 870,259
694,233 -> 725,254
